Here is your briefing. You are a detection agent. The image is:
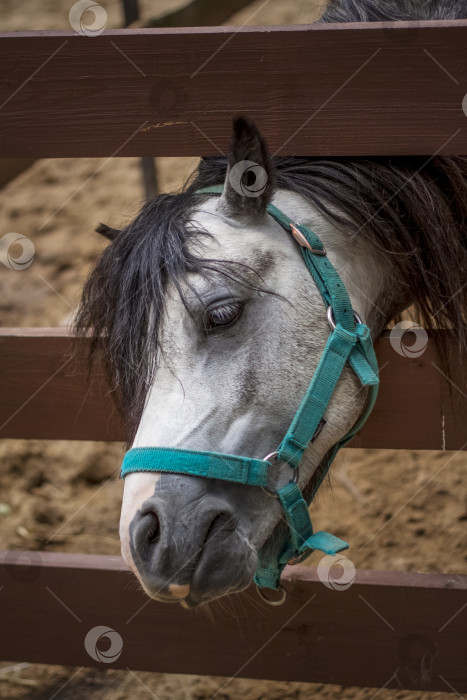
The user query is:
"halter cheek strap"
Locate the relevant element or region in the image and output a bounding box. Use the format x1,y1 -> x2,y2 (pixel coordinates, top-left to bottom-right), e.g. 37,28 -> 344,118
120,185 -> 379,593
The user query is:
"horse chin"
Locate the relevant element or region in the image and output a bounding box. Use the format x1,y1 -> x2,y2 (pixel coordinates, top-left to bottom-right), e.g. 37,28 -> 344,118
178,569 -> 255,609
183,533 -> 258,607
135,531 -> 257,608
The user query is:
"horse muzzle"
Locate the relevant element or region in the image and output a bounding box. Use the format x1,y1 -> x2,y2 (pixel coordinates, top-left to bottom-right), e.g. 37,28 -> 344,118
127,480 -> 257,606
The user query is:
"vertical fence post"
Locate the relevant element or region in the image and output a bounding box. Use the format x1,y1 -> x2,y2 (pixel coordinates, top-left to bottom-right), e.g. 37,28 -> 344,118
121,0 -> 158,199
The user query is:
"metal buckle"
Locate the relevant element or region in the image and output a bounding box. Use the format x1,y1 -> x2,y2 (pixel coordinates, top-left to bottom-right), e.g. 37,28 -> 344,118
327,306 -> 363,331
310,418 -> 326,443
256,583 -> 287,606
261,451 -> 299,499
287,550 -> 311,566
290,223 -> 327,256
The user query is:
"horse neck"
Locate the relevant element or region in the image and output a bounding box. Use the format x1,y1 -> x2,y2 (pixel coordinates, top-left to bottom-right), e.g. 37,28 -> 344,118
271,189 -> 408,335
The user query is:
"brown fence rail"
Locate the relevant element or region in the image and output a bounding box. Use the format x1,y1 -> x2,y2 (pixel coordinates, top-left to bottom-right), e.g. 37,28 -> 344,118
1,21 -> 467,158
0,551 -> 466,692
0,329 -> 465,449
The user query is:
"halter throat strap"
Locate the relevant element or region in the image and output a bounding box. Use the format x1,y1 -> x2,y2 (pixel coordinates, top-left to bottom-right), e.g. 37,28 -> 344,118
120,185 -> 379,591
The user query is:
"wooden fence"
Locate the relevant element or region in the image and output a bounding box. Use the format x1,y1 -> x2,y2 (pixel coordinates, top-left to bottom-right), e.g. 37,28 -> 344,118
1,21 -> 467,158
0,20 -> 466,693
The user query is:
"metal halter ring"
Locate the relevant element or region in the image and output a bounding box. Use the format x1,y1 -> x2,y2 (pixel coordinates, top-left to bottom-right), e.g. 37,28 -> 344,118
261,451 -> 299,498
327,306 -> 363,331
256,584 -> 287,606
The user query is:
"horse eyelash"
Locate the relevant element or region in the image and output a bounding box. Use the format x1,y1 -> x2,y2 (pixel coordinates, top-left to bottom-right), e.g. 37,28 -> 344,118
205,301 -> 244,331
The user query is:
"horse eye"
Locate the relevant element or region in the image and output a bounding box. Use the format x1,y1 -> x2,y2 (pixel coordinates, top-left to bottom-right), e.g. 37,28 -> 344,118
206,302 -> 243,330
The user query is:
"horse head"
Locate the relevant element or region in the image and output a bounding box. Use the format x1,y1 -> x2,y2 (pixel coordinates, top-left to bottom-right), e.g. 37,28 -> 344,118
76,116 -> 466,606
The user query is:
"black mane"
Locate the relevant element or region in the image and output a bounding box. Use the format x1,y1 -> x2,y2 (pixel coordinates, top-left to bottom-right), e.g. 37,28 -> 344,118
319,0 -> 467,22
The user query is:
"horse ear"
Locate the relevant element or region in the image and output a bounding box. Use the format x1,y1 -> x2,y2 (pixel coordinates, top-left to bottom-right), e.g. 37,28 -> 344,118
220,116 -> 274,219
96,223 -> 120,241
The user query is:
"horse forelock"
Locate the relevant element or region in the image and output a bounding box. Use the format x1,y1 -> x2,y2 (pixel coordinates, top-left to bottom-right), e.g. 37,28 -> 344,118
74,184 -> 278,442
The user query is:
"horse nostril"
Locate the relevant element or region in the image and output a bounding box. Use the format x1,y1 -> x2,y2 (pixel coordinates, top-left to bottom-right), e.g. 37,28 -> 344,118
146,512 -> 160,544
203,510 -> 237,548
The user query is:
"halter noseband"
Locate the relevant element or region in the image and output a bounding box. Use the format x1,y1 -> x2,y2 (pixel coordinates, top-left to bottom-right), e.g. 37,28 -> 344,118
121,185 -> 379,601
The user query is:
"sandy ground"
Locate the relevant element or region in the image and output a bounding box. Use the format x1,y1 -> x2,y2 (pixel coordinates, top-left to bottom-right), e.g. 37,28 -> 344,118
0,0 -> 466,698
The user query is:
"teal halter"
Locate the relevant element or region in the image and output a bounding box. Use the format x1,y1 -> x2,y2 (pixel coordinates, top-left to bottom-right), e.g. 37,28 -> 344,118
121,185 -> 379,596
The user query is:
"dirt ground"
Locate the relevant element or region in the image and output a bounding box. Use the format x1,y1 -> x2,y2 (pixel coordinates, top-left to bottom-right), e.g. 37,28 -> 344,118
0,0 -> 466,698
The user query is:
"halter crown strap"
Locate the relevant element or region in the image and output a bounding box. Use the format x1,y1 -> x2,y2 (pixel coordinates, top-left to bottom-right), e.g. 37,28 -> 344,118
120,184 -> 379,591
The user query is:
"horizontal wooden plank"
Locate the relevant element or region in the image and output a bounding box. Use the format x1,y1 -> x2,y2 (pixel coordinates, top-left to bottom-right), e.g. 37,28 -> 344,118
0,550 -> 466,691
0,328 -> 124,443
0,329 -> 465,449
0,22 -> 467,158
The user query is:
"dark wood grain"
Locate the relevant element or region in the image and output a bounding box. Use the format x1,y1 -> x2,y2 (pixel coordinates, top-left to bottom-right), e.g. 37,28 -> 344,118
0,328 -> 125,443
0,328 -> 465,448
0,550 -> 465,691
0,21 -> 466,158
